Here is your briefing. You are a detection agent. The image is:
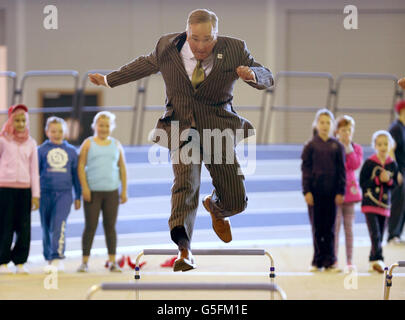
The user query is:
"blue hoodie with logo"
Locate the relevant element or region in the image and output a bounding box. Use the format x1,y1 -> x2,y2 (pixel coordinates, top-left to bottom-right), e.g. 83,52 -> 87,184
38,140 -> 81,199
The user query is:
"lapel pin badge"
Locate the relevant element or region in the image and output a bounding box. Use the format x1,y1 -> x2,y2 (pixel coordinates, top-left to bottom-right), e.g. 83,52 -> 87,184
217,53 -> 223,59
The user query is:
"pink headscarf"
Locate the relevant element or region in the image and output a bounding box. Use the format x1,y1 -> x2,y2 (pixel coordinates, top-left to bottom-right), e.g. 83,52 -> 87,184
0,106 -> 30,143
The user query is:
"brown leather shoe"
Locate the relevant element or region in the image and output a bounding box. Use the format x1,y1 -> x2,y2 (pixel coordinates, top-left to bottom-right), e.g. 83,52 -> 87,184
173,249 -> 196,272
202,195 -> 232,243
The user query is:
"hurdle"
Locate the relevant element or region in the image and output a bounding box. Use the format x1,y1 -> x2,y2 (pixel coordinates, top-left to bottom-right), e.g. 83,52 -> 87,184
383,261 -> 405,300
133,248 -> 276,300
86,281 -> 286,300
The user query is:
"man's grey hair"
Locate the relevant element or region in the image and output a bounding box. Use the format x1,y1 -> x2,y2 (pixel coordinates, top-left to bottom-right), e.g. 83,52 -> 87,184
186,9 -> 218,34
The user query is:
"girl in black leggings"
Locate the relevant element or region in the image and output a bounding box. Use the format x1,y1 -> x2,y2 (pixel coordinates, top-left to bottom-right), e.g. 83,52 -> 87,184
77,112 -> 128,273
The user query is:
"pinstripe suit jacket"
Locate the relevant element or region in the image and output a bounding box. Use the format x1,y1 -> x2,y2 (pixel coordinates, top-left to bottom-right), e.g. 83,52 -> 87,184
106,32 -> 274,150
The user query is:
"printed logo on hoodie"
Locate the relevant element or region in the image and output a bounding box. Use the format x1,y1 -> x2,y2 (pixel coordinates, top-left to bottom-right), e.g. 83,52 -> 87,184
47,148 -> 68,172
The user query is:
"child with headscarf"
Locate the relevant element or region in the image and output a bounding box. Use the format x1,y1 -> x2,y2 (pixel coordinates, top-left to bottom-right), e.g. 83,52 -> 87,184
0,104 -> 40,274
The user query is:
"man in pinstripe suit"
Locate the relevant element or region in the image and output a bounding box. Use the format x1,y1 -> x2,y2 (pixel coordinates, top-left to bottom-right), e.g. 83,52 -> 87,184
89,9 -> 274,272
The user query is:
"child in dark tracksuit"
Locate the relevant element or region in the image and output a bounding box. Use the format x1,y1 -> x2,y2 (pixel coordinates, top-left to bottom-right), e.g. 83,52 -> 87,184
360,130 -> 400,273
301,109 -> 346,272
38,117 -> 81,272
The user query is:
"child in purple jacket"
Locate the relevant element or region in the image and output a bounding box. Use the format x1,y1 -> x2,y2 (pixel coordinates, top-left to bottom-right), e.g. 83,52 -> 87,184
301,109 -> 346,272
0,105 -> 40,275
334,115 -> 363,272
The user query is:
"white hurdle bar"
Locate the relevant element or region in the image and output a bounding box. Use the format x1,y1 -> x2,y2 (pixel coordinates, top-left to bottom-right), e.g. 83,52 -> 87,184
383,260 -> 405,300
86,282 -> 287,300
133,248 -> 276,300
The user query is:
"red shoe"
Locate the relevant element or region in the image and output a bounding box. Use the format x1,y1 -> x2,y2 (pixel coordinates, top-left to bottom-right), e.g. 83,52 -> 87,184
127,256 -> 146,269
160,256 -> 177,267
117,255 -> 126,268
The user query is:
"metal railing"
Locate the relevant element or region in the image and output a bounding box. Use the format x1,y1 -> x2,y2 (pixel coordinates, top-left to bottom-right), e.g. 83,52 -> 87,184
77,70 -> 148,145
0,71 -> 17,106
1,70 -> 403,145
260,71 -> 334,143
17,70 -> 80,111
332,73 -> 402,123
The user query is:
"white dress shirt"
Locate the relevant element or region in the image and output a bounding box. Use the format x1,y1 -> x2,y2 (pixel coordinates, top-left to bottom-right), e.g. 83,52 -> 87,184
179,40 -> 256,83
180,40 -> 214,80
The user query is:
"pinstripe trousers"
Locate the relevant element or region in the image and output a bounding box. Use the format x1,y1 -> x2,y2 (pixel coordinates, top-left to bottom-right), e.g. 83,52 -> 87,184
168,135 -> 248,243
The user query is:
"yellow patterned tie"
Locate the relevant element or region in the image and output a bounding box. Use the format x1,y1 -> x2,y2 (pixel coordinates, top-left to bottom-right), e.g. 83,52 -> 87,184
191,60 -> 205,90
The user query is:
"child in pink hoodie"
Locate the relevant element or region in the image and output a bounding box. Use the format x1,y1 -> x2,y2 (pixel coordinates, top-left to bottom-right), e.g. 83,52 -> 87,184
333,116 -> 363,272
0,104 -> 40,275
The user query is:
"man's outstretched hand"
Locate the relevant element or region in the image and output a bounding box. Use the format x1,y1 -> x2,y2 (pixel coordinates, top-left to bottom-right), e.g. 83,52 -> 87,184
236,66 -> 255,82
89,73 -> 107,86
399,77 -> 405,90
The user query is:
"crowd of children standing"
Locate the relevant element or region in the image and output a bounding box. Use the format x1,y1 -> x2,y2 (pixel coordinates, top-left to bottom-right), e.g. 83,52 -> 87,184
0,106 -> 127,274
302,99 -> 405,274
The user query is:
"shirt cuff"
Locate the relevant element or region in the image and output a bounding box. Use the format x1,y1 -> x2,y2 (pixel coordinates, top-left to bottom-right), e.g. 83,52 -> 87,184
104,75 -> 111,88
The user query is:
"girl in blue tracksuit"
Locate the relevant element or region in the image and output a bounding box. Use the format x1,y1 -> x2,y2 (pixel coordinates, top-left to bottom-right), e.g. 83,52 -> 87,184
38,117 -> 81,271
